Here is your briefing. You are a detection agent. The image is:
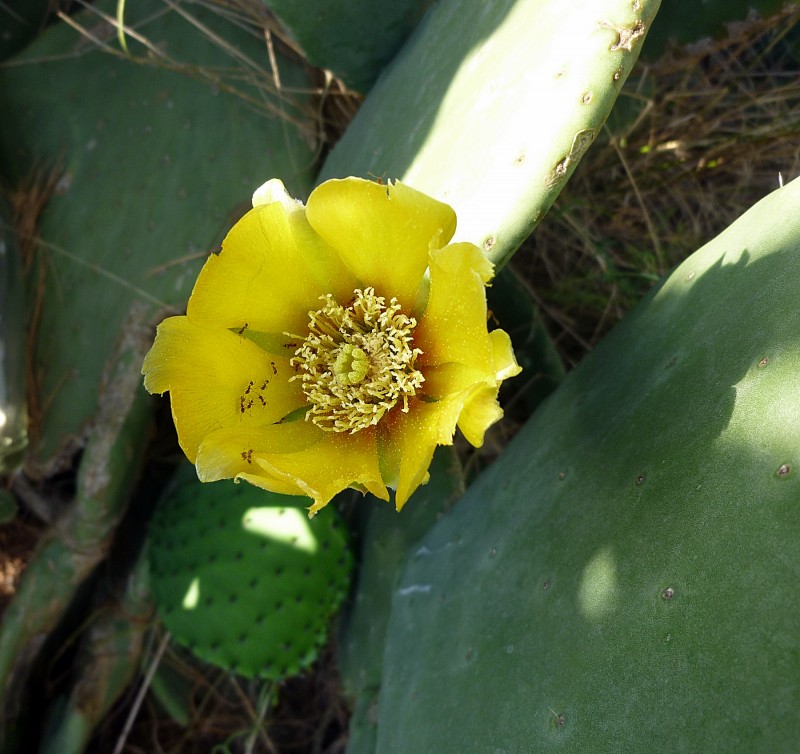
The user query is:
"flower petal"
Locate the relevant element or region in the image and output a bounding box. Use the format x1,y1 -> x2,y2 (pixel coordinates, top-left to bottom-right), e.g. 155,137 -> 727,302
422,361 -> 487,400
306,178 -> 456,308
456,385 -> 504,447
142,316 -> 304,461
489,328 -> 522,381
251,177 -> 303,211
256,428 -> 389,515
195,421 -> 323,483
236,471 -> 308,498
382,397 -> 466,511
188,201 -> 356,335
416,242 -> 495,371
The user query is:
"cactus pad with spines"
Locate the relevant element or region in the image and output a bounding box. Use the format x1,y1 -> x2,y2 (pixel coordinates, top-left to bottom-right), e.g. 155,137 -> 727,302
148,477 -> 352,680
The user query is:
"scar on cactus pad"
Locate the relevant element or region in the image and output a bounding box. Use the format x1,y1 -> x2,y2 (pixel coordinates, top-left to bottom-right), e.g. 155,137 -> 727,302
142,177 -> 521,514
148,477 -> 352,680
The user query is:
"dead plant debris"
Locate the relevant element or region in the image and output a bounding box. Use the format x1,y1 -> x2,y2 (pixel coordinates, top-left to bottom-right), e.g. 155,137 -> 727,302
518,6 -> 800,367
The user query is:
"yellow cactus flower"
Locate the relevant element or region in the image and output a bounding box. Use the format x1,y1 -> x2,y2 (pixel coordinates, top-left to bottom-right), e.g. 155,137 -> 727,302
142,177 -> 521,515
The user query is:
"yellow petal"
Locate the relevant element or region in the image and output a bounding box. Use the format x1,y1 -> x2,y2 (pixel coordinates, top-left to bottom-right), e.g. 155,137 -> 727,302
422,361 -> 487,400
141,316 -> 304,461
457,385 -> 504,447
416,242 -> 495,372
235,471 -> 308,498
251,177 -> 303,211
306,178 -> 456,308
489,328 -> 522,380
256,428 -> 389,515
187,201 -> 356,335
195,420 -> 323,484
383,397 -> 465,511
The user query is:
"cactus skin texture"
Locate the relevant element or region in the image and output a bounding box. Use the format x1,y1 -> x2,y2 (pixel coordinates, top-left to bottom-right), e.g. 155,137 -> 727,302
148,475 -> 352,680
0,0 -> 316,473
337,448 -> 464,754
319,0 -> 661,269
0,0 -> 50,61
262,0 -> 433,92
368,179 -> 800,753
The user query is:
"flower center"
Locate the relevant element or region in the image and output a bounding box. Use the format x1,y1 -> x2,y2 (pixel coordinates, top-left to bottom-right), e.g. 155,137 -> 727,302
290,287 -> 424,433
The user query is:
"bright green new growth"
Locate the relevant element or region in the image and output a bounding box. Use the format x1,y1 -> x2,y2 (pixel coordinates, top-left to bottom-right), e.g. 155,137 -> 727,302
367,177 -> 800,751
148,477 -> 352,680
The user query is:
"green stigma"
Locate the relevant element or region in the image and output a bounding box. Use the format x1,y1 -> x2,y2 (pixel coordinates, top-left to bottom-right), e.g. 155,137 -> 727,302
334,344 -> 370,385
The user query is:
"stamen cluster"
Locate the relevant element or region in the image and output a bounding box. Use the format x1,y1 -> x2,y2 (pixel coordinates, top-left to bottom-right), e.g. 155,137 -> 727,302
290,288 -> 424,433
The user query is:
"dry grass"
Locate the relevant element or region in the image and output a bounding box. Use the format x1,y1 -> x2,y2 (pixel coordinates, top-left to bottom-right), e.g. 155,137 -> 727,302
102,638 -> 349,754
518,5 -> 800,367
50,0 -> 361,155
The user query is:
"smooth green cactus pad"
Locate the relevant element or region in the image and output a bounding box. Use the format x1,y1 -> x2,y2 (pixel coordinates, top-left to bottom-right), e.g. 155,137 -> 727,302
366,177 -> 800,752
148,477 -> 352,680
0,0 -> 316,472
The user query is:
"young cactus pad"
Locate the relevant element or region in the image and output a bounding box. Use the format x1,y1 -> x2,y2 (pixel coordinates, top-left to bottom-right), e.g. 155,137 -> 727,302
148,477 -> 352,680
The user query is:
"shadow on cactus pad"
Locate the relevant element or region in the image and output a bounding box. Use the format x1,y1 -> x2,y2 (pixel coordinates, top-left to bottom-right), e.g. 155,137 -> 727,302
148,473 -> 352,681
370,178 -> 800,752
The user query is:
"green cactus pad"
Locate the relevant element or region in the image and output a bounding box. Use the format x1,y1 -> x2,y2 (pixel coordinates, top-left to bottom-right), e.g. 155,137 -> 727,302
0,0 -> 316,473
319,0 -> 662,269
337,448 -> 463,754
148,477 -> 352,680
263,0 -> 433,92
370,178 -> 800,751
0,0 -> 50,62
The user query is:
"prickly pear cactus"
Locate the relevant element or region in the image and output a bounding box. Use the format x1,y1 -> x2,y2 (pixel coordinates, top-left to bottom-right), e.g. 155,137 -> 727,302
0,0 -> 50,61
148,474 -> 352,680
337,449 -> 463,754
0,0 -> 316,473
369,178 -> 800,751
320,0 -> 662,269
263,0 -> 433,92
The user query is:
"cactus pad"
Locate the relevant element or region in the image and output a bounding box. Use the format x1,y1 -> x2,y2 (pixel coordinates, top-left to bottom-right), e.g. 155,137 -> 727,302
263,0 -> 433,92
0,0 -> 316,472
320,0 -> 662,269
370,178 -> 800,751
148,477 -> 352,680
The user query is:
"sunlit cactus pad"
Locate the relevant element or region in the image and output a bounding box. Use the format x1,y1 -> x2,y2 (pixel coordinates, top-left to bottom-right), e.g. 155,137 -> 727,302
148,479 -> 352,680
